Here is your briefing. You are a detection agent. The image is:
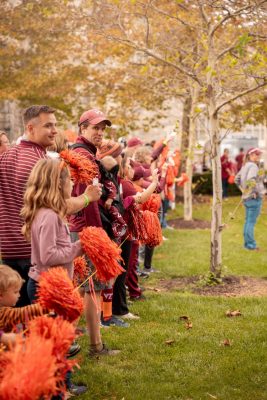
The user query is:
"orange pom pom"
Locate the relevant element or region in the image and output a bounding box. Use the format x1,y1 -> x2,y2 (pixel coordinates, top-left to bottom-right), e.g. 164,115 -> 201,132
128,205 -> 148,242
60,149 -> 98,184
28,315 -> 77,379
177,172 -> 189,186
0,333 -> 60,399
73,256 -> 89,286
142,194 -> 162,213
142,210 -> 163,247
37,267 -> 83,322
79,227 -> 125,282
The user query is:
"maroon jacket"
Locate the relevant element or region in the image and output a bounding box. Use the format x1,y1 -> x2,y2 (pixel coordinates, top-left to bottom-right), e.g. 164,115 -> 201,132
69,136 -> 102,231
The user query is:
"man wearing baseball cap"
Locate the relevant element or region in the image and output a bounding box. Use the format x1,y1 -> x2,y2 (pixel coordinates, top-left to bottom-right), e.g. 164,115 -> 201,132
235,147 -> 265,251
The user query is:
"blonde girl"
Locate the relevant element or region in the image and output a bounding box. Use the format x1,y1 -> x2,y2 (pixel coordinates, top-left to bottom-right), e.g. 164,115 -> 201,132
21,158 -> 82,302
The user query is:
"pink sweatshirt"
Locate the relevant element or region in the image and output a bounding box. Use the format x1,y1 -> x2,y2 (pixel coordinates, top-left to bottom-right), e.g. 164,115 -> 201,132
29,208 -> 82,282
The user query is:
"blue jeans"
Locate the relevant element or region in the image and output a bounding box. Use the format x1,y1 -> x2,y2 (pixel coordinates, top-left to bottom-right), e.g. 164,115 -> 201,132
243,198 -> 262,249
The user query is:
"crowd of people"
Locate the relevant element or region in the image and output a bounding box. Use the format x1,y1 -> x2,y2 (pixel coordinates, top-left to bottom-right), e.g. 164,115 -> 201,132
0,105 -> 181,398
0,105 -> 265,398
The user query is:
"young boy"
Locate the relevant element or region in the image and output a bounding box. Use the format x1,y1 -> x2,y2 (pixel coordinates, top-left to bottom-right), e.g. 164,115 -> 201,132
0,264 -> 45,333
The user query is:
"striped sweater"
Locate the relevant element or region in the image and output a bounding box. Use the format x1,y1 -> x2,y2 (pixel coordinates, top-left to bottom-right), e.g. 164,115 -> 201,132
0,140 -> 46,259
0,303 -> 45,332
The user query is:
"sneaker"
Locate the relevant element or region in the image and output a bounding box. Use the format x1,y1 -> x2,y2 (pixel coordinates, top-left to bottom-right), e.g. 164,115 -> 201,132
129,294 -> 146,302
67,342 -> 81,358
101,316 -> 130,328
166,224 -> 174,230
88,343 -> 121,357
69,383 -> 87,396
139,271 -> 150,278
163,236 -> 169,241
143,267 -> 159,274
113,312 -> 140,320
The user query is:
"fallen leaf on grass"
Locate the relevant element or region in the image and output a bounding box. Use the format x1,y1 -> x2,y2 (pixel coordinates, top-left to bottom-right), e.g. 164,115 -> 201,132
165,339 -> 175,345
207,393 -> 217,399
226,310 -> 242,317
146,287 -> 161,292
185,321 -> 193,329
221,339 -> 231,346
179,315 -> 190,321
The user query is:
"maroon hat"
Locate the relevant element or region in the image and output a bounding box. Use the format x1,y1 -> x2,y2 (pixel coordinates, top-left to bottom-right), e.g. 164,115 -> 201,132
127,137 -> 143,148
247,147 -> 262,156
133,166 -> 151,181
78,109 -> 112,127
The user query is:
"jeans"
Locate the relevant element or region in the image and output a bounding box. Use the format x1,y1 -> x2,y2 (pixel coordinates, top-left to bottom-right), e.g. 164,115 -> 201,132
243,198 -> 262,249
160,199 -> 169,228
2,258 -> 31,306
27,277 -> 39,303
222,178 -> 228,198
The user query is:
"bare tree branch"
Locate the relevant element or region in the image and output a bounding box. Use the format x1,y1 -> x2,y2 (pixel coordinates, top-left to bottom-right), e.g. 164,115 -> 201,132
147,0 -> 196,30
94,30 -> 203,86
210,1 -> 267,38
215,80 -> 267,114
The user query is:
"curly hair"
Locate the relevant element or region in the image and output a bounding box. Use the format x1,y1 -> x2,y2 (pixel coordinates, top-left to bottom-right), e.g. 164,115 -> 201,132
21,158 -> 69,241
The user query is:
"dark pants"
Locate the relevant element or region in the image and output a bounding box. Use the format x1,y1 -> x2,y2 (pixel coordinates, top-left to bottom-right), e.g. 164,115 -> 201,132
144,246 -> 155,270
27,277 -> 38,303
3,258 -> 31,306
126,240 -> 141,299
112,240 -> 131,316
222,178 -> 228,198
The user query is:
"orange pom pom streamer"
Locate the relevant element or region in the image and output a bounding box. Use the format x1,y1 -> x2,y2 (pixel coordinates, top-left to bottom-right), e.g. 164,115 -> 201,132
142,194 -> 162,214
60,149 -> 98,184
141,210 -> 163,247
73,256 -> 89,286
28,315 -> 77,379
128,205 -> 148,242
177,172 -> 189,186
0,333 -> 60,399
37,267 -> 83,322
79,227 -> 125,282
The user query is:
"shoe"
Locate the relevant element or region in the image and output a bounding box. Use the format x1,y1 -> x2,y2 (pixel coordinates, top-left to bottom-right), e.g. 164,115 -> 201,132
139,271 -> 150,278
101,316 -> 130,328
166,224 -> 174,230
69,383 -> 87,396
113,312 -> 140,320
88,343 -> 121,357
163,236 -> 169,241
129,294 -> 146,302
67,342 -> 81,358
143,267 -> 159,274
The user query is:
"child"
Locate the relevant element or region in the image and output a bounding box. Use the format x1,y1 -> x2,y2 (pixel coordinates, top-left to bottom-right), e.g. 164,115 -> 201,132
20,158 -> 87,396
99,155 -> 127,241
0,264 -> 45,333
21,158 -> 83,302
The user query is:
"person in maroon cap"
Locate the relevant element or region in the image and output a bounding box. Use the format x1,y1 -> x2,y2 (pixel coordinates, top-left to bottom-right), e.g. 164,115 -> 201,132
69,109 -> 128,357
124,137 -> 144,157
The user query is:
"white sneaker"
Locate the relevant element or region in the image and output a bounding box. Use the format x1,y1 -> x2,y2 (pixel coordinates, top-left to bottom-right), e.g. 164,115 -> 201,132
114,312 -> 140,320
163,236 -> 169,241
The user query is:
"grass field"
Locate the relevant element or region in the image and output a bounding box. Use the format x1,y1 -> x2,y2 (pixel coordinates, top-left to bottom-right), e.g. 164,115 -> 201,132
74,197 -> 267,400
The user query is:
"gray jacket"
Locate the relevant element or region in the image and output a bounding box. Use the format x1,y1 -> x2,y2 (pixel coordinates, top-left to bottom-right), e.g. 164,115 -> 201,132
235,161 -> 265,200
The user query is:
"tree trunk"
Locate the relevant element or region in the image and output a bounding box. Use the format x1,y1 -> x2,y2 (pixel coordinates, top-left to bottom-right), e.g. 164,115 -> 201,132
209,113 -> 222,277
179,94 -> 192,174
183,86 -> 199,221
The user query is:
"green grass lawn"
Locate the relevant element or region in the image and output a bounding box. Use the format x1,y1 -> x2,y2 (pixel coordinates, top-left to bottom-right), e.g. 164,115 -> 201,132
74,197 -> 267,400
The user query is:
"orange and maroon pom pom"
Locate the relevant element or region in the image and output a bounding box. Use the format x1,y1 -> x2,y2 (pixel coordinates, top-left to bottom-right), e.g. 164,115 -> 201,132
73,256 -> 89,286
37,267 -> 83,322
142,194 -> 161,213
60,149 -> 98,184
142,210 -> 163,247
79,226 -> 125,282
